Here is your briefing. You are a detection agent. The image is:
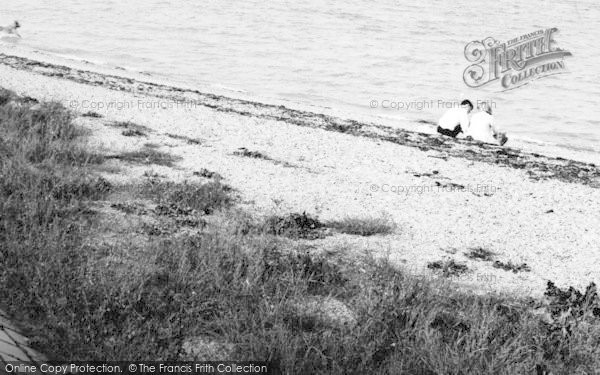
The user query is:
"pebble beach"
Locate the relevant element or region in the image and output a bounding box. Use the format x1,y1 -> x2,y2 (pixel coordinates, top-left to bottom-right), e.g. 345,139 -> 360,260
1,50 -> 599,299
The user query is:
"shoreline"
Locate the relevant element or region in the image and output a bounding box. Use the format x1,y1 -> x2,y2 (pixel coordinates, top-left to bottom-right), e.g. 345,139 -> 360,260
1,51 -> 599,187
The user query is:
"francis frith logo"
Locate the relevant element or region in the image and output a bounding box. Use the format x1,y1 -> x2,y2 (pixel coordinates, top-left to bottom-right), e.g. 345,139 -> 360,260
463,28 -> 572,90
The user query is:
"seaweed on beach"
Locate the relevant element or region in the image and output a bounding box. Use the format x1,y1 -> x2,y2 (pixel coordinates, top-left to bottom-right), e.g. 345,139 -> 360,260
464,247 -> 496,262
4,53 -> 598,187
193,168 -> 221,179
412,170 -> 440,178
434,181 -> 465,190
122,129 -> 146,137
427,259 -> 469,277
81,111 -> 102,118
492,261 -> 531,273
165,133 -> 202,145
233,147 -> 271,160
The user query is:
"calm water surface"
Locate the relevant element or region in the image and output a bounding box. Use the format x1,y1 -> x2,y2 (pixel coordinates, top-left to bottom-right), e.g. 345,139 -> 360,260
2,0 -> 599,156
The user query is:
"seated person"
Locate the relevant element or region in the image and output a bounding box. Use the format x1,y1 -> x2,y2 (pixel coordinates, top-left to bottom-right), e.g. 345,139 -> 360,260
437,99 -> 473,138
466,102 -> 507,145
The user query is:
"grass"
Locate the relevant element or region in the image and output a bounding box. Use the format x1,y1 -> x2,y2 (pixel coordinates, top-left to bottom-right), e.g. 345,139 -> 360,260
261,213 -> 396,239
1,89 -> 600,373
140,178 -> 232,215
109,147 -> 181,167
327,216 -> 395,236
109,121 -> 151,133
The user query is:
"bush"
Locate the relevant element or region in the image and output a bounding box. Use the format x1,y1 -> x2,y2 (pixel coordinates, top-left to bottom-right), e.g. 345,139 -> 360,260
141,179 -> 232,215
264,212 -> 324,239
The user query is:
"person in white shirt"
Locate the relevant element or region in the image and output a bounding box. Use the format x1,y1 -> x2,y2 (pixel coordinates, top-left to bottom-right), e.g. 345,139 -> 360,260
466,102 -> 507,145
0,21 -> 21,38
437,100 -> 473,138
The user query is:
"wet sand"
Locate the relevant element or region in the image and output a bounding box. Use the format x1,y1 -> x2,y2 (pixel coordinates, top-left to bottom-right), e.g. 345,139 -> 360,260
1,52 -> 599,298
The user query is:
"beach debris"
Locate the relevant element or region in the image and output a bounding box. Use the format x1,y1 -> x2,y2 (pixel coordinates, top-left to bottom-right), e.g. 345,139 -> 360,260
464,247 -> 496,261
81,111 -> 102,118
232,148 -> 301,169
122,129 -> 146,137
233,147 -> 270,159
471,191 -> 495,197
412,170 -> 442,178
193,168 -> 221,179
264,212 -> 326,240
108,120 -> 151,133
165,133 -> 202,145
462,248 -> 530,273
427,259 -> 469,277
441,247 -> 458,255
434,181 -> 465,190
492,261 -> 531,273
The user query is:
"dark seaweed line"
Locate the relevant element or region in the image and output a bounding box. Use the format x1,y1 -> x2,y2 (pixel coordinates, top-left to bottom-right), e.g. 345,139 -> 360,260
1,53 -> 598,188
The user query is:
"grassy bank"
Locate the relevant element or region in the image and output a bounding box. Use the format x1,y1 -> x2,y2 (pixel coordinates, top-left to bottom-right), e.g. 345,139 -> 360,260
1,89 -> 600,374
